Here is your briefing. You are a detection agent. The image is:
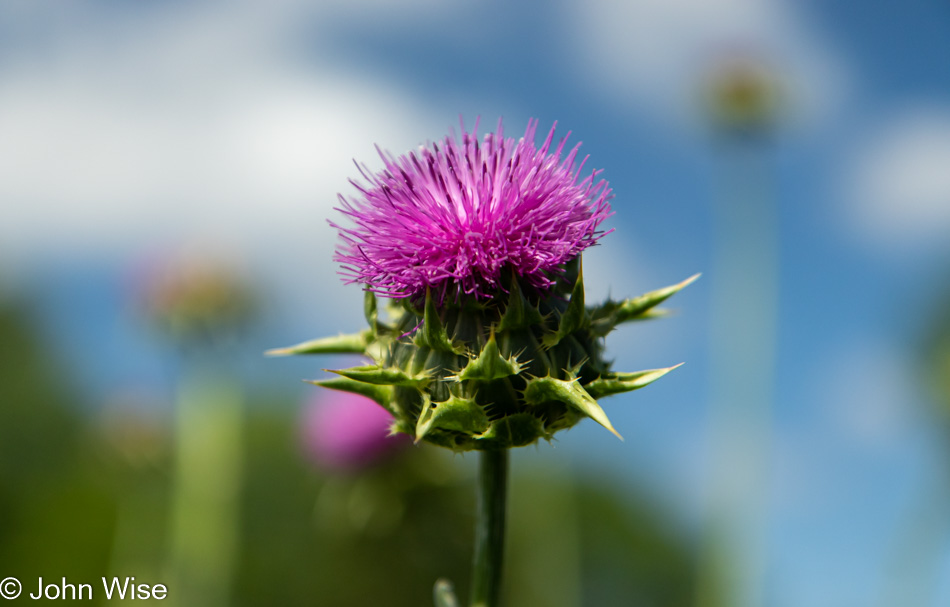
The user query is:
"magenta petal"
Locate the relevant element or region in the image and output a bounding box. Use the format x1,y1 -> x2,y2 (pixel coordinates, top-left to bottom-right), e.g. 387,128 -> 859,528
333,119 -> 613,301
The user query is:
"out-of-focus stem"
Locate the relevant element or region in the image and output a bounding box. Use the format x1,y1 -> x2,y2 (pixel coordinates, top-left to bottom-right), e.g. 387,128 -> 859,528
165,371 -> 243,607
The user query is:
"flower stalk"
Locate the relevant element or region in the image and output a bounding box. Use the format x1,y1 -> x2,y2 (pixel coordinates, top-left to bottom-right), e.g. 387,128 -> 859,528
470,449 -> 509,607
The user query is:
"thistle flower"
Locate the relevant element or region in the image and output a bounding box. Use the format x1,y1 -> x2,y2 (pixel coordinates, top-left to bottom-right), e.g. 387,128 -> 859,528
334,118 -> 612,302
270,118 -> 696,451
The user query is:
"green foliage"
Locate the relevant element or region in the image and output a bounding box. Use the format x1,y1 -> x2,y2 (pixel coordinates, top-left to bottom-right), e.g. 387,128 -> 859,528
0,297 -> 118,591
232,412 -> 474,607
505,467 -> 711,607
0,290 -> 713,607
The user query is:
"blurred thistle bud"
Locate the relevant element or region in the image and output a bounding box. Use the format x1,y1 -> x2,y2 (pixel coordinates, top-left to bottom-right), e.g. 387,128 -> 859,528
134,248 -> 257,348
301,390 -> 410,472
706,53 -> 780,138
271,119 -> 695,451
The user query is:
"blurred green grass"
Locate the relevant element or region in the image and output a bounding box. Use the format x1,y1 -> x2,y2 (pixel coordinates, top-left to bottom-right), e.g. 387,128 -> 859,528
0,295 -> 709,606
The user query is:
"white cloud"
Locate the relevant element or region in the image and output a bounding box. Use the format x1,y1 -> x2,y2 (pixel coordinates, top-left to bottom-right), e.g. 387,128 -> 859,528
0,0 -> 650,327
565,0 -> 847,131
0,2 -> 447,253
0,1 -> 461,323
844,107 -> 950,252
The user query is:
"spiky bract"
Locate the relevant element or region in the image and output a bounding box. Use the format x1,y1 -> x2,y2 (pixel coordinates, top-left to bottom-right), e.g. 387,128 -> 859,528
272,259 -> 696,451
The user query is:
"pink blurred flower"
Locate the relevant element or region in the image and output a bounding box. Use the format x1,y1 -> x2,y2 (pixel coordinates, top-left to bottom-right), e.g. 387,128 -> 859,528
301,390 -> 410,472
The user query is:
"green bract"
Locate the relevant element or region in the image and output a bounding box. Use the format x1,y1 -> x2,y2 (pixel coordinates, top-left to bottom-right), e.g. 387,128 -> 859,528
270,258 -> 696,451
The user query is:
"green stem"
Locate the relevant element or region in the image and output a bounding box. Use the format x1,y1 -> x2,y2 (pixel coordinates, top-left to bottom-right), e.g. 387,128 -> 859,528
469,448 -> 509,607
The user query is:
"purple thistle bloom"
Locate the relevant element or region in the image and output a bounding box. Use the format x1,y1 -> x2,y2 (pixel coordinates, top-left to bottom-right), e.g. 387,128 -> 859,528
333,118 -> 613,301
273,116 -> 695,453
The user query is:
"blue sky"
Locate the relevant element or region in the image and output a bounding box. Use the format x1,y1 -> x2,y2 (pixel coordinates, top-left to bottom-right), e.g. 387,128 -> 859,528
2,1 -> 950,605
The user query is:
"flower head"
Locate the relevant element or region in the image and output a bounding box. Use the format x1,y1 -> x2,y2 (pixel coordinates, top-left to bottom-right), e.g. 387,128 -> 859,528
271,118 -> 695,452
333,118 -> 612,301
